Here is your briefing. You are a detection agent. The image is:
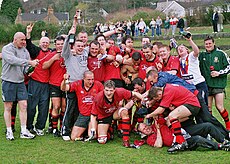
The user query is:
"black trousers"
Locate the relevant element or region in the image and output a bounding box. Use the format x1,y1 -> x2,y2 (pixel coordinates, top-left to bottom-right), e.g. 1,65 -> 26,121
187,135 -> 218,150
213,20 -> 218,32
183,122 -> 225,143
195,92 -> 229,140
61,91 -> 79,136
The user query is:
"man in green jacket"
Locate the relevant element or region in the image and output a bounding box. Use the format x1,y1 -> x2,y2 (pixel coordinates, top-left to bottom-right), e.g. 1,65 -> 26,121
199,36 -> 230,130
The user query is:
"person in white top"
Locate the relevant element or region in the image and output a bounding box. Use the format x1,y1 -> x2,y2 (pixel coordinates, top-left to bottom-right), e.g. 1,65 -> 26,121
177,34 -> 208,104
138,18 -> 146,36
170,15 -> 178,37
149,18 -> 156,37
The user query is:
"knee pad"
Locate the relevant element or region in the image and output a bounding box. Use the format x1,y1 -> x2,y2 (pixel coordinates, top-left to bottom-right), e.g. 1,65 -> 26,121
97,135 -> 107,144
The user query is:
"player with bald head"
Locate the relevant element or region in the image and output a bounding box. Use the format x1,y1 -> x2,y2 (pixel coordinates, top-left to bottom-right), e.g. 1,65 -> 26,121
25,23 -> 52,136
61,71 -> 104,141
2,31 -> 38,140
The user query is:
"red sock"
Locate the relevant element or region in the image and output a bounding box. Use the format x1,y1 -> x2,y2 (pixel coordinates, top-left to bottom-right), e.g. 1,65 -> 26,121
118,120 -> 122,131
220,109 -> 230,122
52,115 -> 59,130
11,116 -> 15,126
121,118 -> 131,141
59,111 -> 65,129
170,118 -> 185,144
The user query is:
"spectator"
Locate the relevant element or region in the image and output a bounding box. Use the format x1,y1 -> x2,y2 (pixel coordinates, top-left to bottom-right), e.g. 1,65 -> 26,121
170,15 -> 178,37
217,11 -> 224,32
138,18 -> 146,36
93,23 -> 101,38
155,16 -> 162,37
164,17 -> 170,37
131,21 -> 135,37
212,11 -> 219,33
126,20 -> 132,35
177,16 -> 185,33
149,18 -> 156,37
135,20 -> 139,37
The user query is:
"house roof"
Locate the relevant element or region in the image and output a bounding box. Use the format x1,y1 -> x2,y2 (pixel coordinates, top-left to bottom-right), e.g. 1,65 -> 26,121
19,12 -> 69,22
177,0 -> 229,9
156,1 -> 173,12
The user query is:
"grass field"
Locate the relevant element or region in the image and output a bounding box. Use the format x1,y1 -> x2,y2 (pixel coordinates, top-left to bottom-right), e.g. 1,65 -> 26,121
0,25 -> 230,164
0,79 -> 230,164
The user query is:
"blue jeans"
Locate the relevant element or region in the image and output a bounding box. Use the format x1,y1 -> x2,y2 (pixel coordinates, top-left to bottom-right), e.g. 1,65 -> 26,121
151,27 -> 155,37
156,26 -> 161,36
135,28 -> 139,37
179,27 -> 184,33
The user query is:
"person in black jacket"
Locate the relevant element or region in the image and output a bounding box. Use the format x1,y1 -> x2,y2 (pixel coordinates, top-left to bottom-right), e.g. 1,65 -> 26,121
177,16 -> 185,33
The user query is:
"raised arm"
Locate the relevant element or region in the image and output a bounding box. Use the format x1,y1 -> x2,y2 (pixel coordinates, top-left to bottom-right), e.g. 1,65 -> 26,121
26,23 -> 40,59
187,36 -> 199,57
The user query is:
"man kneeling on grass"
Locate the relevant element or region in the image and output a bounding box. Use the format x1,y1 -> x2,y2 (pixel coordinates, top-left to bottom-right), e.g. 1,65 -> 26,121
61,71 -> 104,141
89,80 -> 143,148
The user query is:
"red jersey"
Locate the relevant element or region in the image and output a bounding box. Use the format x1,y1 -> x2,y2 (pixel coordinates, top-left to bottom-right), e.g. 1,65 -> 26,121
70,80 -> 104,116
87,56 -> 105,82
104,46 -> 121,81
91,88 -> 132,119
46,51 -> 66,86
162,56 -> 180,77
138,56 -> 162,79
159,84 -> 200,109
147,124 -> 173,147
30,50 -> 51,83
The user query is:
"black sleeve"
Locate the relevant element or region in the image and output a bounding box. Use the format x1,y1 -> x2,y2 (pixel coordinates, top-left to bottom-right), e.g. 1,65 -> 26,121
26,38 -> 41,59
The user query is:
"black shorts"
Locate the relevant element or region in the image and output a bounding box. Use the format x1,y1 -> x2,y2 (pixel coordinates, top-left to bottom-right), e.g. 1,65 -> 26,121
50,84 -> 66,98
74,113 -> 90,128
183,104 -> 200,118
2,80 -> 28,102
208,87 -> 225,96
98,115 -> 113,124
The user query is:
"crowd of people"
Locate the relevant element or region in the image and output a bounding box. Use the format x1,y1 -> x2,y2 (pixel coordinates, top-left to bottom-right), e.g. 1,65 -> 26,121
93,15 -> 187,39
1,11 -> 230,154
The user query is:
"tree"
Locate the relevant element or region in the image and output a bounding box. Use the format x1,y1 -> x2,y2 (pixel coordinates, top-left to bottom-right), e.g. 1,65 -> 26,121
0,0 -> 23,23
